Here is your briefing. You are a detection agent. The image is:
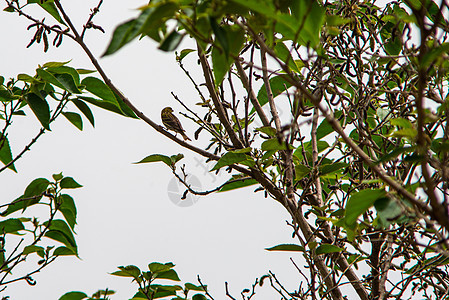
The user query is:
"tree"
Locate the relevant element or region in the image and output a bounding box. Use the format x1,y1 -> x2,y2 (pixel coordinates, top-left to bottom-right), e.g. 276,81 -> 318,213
2,0 -> 449,299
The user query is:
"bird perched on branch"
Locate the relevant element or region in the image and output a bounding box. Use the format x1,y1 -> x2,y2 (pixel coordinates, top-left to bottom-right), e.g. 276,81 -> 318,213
161,107 -> 191,141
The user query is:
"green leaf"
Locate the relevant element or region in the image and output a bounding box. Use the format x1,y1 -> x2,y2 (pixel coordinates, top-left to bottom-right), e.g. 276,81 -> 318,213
374,197 -> 409,227
23,245 -> 45,256
91,290 -> 116,298
135,154 -> 172,166
326,15 -> 351,26
152,289 -> 177,299
111,265 -> 141,278
295,164 -> 311,180
218,178 -> 258,192
336,76 -> 356,97
210,17 -> 229,56
46,66 -> 81,86
0,218 -> 24,234
54,73 -> 82,94
25,93 -> 51,130
103,6 -> 158,56
185,283 -> 205,292
211,152 -> 248,171
12,110 -> 26,116
421,43 -> 449,68
140,2 -> 179,37
392,128 -> 417,139
226,25 -> 245,55
102,19 -> 140,56
344,189 -> 387,227
54,246 -> 77,256
81,79 -> 136,118
42,61 -> 70,68
154,269 -> 181,281
316,119 -> 334,140
27,0 -> 64,24
274,42 -> 300,73
113,92 -> 137,118
103,2 -> 179,56
71,99 -> 95,127
76,68 -> 96,75
377,146 -> 414,163
81,77 -> 116,103
293,140 -> 329,161
274,0 -> 324,46
3,6 -> 14,12
169,153 -> 184,165
77,96 -> 124,117
24,178 -> 50,198
62,112 -> 83,131
159,30 -> 184,51
46,220 -> 76,240
177,49 -> 195,61
0,133 -> 17,172
265,244 -> 305,252
211,25 -> 245,85
0,89 -> 19,102
130,291 -> 147,299
60,177 -> 83,189
17,73 -> 36,83
316,244 -> 344,255
192,295 -> 207,300
228,0 -> 276,18
432,138 -> 449,153
406,254 -> 449,275
149,262 -> 175,273
211,46 -> 229,86
44,219 -> 78,254
256,126 -> 277,137
233,147 -> 252,154
1,178 -> 50,216
261,138 -> 294,151
53,172 -> 63,181
58,194 -> 77,230
37,69 -> 79,94
424,0 -> 445,24
320,162 -> 347,176
390,117 -> 413,128
255,76 -> 292,113
58,291 -> 88,300
376,107 -> 390,120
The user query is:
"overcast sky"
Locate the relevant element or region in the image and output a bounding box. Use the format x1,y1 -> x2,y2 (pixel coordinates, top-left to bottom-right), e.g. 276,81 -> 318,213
0,1 -> 300,299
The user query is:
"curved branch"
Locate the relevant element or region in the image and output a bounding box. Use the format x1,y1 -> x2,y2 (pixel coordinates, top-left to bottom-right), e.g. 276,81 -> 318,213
234,60 -> 270,127
261,46 -> 281,132
196,43 -> 244,149
246,21 -> 424,213
53,0 -> 220,162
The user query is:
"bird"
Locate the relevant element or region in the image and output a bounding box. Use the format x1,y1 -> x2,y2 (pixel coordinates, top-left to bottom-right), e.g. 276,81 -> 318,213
161,107 -> 191,141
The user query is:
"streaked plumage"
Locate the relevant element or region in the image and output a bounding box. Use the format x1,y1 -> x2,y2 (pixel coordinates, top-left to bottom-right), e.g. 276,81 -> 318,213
161,107 -> 191,141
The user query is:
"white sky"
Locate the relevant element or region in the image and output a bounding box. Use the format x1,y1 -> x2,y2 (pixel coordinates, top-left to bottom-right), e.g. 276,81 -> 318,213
0,1 -> 300,299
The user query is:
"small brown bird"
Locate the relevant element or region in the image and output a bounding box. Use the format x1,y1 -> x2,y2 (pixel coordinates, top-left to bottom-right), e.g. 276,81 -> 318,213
161,107 -> 191,141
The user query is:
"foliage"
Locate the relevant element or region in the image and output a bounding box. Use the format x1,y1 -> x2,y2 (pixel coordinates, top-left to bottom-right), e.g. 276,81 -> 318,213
2,0 -> 449,299
0,3 -> 135,295
0,59 -> 137,173
0,173 -> 81,290
58,262 -> 207,300
102,0 -> 449,298
0,23 -> 135,295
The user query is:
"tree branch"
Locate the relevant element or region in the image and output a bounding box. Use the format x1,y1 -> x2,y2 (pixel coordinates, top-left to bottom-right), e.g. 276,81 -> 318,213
234,60 -> 270,127
261,46 -> 281,132
196,43 -> 244,149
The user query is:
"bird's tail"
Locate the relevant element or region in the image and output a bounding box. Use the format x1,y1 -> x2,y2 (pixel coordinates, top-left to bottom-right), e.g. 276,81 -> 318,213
181,132 -> 191,141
